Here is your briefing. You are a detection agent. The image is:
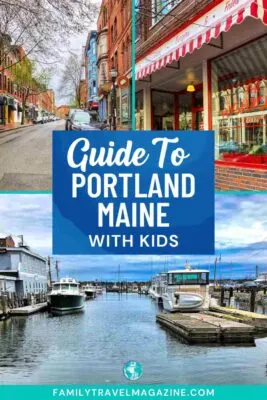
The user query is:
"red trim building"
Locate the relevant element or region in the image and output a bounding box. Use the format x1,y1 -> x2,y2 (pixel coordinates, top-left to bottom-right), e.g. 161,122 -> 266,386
135,0 -> 267,190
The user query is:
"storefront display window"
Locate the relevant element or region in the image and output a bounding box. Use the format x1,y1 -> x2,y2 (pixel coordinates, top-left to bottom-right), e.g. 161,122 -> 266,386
212,35 -> 267,164
135,90 -> 144,130
152,91 -> 174,130
179,93 -> 192,130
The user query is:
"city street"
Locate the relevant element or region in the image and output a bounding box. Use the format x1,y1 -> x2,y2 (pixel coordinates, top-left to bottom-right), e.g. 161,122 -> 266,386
0,120 -> 64,191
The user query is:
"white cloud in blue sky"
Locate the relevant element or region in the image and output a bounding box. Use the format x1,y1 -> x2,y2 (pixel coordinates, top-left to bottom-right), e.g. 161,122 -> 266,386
0,193 -> 266,281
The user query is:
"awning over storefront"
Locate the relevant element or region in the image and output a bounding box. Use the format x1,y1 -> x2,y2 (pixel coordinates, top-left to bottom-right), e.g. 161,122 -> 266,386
136,0 -> 267,80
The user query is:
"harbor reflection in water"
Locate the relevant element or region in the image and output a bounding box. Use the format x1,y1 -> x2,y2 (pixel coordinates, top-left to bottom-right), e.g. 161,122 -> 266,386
0,293 -> 267,384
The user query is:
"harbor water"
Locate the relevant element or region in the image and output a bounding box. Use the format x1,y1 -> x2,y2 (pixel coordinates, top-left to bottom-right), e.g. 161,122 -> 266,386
1,293 -> 267,384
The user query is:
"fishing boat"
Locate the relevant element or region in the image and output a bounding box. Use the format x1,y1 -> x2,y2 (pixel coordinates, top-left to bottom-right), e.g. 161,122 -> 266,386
83,284 -> 97,299
161,265 -> 210,312
48,278 -> 85,314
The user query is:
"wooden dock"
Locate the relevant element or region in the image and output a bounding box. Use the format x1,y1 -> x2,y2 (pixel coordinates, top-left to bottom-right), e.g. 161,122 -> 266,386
209,305 -> 267,332
156,312 -> 255,344
9,302 -> 47,316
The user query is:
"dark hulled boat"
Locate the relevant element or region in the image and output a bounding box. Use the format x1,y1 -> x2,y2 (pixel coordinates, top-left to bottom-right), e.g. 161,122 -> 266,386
48,278 -> 85,315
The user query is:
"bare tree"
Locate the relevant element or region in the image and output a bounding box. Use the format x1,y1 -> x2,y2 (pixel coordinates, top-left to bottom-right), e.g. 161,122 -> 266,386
58,52 -> 83,107
0,0 -> 100,69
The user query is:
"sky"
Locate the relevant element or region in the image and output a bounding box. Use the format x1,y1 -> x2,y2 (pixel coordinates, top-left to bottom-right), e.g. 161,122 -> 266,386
0,194 -> 267,282
51,32 -> 89,106
50,1 -> 99,106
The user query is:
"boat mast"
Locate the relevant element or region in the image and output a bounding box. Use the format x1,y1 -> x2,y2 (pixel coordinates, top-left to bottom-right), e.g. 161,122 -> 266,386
55,260 -> 60,281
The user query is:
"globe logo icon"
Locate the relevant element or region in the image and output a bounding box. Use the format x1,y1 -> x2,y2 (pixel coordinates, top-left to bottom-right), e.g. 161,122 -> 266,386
123,360 -> 143,381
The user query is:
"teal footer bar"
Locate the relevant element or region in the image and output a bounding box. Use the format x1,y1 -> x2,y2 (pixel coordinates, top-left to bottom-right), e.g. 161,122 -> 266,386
0,385 -> 266,400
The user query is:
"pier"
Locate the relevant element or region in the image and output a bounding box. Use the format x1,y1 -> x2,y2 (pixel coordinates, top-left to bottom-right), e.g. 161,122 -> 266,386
0,292 -> 47,320
156,312 -> 255,344
209,305 -> 267,332
9,302 -> 47,316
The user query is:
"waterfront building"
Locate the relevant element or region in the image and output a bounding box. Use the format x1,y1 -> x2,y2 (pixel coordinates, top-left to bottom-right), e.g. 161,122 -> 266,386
0,234 -> 47,295
135,0 -> 267,190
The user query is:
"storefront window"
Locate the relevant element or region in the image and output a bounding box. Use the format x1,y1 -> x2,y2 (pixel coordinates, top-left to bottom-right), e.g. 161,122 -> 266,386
212,35 -> 267,164
179,93 -> 192,130
152,91 -> 174,130
152,0 -> 182,24
135,90 -> 144,130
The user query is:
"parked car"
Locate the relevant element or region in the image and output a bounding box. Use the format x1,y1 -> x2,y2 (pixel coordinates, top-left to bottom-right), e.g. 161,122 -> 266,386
65,109 -> 84,130
33,114 -> 44,124
69,111 -> 108,131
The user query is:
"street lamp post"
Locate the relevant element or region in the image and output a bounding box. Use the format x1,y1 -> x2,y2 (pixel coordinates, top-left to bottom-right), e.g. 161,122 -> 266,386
110,66 -> 118,131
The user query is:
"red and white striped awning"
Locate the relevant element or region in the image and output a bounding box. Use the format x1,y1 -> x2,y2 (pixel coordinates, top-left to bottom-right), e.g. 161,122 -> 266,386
136,0 -> 267,80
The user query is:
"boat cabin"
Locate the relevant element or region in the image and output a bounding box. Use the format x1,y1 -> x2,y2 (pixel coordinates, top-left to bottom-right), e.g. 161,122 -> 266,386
52,278 -> 80,292
167,270 -> 209,286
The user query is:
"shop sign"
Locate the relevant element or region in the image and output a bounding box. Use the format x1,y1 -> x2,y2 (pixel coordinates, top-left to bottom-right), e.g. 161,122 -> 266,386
245,116 -> 261,123
117,75 -> 130,89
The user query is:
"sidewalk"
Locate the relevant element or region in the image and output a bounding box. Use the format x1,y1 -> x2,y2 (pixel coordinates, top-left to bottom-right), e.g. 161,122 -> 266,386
0,122 -> 33,133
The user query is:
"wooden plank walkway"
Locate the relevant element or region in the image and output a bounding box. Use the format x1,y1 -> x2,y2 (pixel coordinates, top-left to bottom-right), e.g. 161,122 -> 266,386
156,312 -> 255,344
209,306 -> 267,332
9,302 -> 47,316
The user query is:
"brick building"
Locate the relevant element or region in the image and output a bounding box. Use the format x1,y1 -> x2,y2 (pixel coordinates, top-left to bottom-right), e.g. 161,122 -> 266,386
38,89 -> 55,115
97,0 -> 132,128
135,0 -> 267,190
97,0 -> 109,121
56,105 -> 70,119
0,38 -> 55,127
0,38 -> 26,126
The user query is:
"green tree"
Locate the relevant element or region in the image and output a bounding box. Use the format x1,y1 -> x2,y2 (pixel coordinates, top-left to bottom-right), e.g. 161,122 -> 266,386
12,58 -> 50,125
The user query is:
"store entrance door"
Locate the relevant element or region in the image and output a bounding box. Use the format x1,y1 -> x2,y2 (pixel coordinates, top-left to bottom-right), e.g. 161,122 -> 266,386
192,108 -> 204,130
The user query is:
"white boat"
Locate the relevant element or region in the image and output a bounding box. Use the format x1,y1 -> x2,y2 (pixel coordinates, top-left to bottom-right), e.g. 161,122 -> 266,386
162,265 -> 210,312
255,272 -> 267,286
83,284 -> 97,299
95,286 -> 104,295
48,278 -> 85,314
148,275 -> 159,299
149,273 -> 167,302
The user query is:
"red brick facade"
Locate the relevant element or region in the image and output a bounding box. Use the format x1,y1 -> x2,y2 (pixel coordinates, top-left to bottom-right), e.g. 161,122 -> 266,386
216,163 -> 267,191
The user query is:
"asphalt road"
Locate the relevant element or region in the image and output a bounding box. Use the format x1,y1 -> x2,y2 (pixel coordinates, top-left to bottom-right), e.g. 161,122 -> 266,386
0,120 -> 64,191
